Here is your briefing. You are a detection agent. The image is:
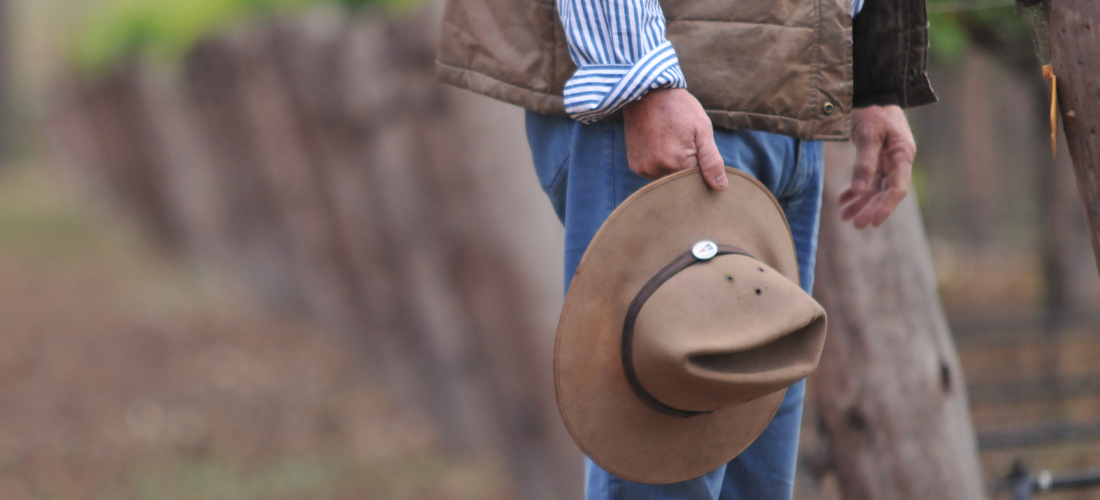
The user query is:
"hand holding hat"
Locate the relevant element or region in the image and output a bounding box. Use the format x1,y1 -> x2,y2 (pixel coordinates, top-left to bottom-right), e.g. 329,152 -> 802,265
623,89 -> 729,191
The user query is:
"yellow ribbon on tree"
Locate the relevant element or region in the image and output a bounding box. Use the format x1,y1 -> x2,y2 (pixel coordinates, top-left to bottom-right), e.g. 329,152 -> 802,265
1042,64 -> 1057,160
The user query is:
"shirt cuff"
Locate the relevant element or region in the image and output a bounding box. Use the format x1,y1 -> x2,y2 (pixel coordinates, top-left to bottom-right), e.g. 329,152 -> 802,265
562,41 -> 687,123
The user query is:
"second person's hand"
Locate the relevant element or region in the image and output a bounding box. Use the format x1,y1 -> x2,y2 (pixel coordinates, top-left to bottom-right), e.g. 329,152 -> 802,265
840,105 -> 916,229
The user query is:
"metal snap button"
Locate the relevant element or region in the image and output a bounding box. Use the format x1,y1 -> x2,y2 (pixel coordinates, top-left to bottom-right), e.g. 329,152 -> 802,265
822,102 -> 835,115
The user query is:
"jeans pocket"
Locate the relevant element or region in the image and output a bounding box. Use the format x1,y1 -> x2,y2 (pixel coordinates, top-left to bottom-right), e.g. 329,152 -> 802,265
785,139 -> 823,200
535,148 -> 569,196
525,110 -> 573,220
527,116 -> 570,191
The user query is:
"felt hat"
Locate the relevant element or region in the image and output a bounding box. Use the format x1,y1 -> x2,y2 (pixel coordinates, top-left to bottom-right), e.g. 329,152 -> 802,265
555,167 -> 827,484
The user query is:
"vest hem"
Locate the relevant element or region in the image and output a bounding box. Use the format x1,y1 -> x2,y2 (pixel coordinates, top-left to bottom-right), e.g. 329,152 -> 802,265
436,62 -> 568,115
437,61 -> 853,141
706,110 -> 850,142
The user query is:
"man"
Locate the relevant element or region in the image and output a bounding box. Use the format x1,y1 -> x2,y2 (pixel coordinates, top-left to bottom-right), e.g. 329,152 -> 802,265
437,0 -> 935,496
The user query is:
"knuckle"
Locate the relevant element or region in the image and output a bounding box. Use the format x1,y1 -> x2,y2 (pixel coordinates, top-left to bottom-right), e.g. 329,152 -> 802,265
895,138 -> 916,154
675,154 -> 696,171
888,146 -> 916,164
635,162 -> 659,179
851,125 -> 877,144
853,168 -> 874,180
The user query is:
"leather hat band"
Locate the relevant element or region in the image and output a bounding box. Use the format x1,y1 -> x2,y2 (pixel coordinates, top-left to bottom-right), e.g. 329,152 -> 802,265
621,244 -> 756,419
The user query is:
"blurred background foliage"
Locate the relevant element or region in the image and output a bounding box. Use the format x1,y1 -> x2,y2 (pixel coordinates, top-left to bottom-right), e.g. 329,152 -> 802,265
65,0 -> 1040,82
927,0 -> 1037,69
69,0 -> 407,74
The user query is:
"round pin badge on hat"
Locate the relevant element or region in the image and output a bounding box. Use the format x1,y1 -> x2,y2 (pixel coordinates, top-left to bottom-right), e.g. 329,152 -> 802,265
691,240 -> 718,260
555,167 -> 827,484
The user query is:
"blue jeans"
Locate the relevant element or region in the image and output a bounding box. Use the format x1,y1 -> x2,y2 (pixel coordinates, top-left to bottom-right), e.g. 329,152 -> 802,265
525,110 -> 824,500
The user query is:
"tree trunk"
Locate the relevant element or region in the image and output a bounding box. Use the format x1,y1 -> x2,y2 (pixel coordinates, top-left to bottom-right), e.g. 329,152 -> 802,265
0,0 -> 8,160
1046,0 -> 1100,276
808,142 -> 987,500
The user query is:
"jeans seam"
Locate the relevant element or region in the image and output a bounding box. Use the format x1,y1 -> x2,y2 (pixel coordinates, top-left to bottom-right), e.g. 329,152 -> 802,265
546,149 -> 570,197
785,140 -> 819,201
545,120 -> 574,196
612,475 -> 625,500
778,140 -> 804,200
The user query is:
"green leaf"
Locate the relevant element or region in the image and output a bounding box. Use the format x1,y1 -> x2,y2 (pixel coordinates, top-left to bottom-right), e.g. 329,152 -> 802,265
928,13 -> 969,65
70,0 -> 425,74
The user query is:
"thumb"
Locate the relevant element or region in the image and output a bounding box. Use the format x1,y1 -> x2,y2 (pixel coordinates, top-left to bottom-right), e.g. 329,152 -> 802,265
696,126 -> 727,191
850,134 -> 882,195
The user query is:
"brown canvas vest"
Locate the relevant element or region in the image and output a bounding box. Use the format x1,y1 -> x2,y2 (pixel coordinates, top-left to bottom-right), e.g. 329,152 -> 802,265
436,0 -> 931,141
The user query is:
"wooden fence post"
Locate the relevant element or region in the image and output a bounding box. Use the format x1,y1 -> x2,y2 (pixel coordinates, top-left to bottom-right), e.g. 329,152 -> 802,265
47,10 -> 581,499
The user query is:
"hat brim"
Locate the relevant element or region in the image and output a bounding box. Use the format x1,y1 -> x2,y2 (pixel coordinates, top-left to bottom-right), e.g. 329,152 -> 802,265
555,167 -> 800,484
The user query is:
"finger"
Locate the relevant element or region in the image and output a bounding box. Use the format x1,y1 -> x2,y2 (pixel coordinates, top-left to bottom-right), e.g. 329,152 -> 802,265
866,149 -> 910,226
840,192 -> 875,221
695,126 -> 727,191
848,133 -> 883,197
645,158 -> 687,180
838,186 -> 860,205
629,157 -> 659,179
870,187 -> 908,227
636,155 -> 675,180
853,183 -> 907,229
868,164 -> 911,227
852,192 -> 886,229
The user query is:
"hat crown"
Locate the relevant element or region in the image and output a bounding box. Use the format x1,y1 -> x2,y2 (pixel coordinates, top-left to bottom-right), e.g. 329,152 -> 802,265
631,253 -> 826,413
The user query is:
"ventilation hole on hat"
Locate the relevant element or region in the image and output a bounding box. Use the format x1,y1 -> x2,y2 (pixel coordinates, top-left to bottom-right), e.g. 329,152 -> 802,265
725,276 -> 734,283
755,289 -> 762,295
758,268 -> 764,273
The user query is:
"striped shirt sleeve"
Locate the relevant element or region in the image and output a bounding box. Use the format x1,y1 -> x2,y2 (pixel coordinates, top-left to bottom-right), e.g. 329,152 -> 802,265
558,0 -> 685,123
558,0 -> 866,123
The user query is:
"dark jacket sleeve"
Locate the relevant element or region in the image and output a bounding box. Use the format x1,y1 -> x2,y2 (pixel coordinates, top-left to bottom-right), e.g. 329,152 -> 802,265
852,0 -> 938,108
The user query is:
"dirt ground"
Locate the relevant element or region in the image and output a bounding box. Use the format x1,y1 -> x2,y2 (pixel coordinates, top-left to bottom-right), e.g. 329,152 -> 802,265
0,161 -> 507,500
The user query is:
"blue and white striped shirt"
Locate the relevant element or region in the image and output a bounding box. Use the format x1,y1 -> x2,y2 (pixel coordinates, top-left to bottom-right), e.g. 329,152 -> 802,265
560,0 -> 867,122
